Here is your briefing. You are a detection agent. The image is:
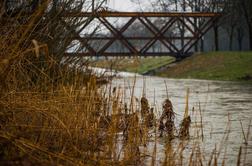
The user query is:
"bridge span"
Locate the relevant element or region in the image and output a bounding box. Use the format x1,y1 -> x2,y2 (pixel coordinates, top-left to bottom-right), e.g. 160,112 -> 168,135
63,11 -> 222,59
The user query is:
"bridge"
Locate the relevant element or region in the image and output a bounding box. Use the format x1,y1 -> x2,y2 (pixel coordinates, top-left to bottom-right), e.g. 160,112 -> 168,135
1,0 -> 223,59
63,11 -> 222,59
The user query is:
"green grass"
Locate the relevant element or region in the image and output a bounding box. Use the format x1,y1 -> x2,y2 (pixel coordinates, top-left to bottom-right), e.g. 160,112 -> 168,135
92,56 -> 175,74
157,51 -> 252,82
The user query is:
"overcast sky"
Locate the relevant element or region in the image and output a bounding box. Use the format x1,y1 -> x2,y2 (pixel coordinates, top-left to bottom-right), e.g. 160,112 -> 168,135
106,0 -> 154,12
107,0 -> 135,11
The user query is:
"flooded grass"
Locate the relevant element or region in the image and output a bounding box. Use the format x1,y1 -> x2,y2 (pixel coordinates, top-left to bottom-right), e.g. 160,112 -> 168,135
1,77 -> 251,165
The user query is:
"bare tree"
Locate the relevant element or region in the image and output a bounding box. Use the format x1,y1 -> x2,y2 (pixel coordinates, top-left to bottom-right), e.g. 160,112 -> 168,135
239,0 -> 252,50
0,0 -> 108,88
220,0 -> 251,50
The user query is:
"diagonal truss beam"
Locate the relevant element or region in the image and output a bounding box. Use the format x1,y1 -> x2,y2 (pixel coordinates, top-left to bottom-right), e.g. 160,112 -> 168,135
60,18 -> 96,55
184,17 -> 219,53
139,17 -> 179,53
98,17 -> 138,54
98,17 -> 136,54
62,12 -> 222,58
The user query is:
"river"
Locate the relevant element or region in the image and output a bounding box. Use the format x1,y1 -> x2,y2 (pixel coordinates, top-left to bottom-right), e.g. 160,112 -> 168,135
110,73 -> 252,165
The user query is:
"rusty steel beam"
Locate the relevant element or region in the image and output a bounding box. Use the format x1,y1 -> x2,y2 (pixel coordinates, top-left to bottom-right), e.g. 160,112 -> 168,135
77,37 -> 197,40
62,11 -> 222,18
181,16 -> 217,53
98,17 -> 138,54
64,52 -> 188,57
139,17 -> 177,53
184,17 -> 219,53
98,17 -> 136,53
140,17 -> 179,53
60,19 -> 96,55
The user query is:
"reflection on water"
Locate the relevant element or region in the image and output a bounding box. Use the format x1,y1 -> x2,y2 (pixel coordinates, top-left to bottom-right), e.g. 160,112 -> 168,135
112,75 -> 252,165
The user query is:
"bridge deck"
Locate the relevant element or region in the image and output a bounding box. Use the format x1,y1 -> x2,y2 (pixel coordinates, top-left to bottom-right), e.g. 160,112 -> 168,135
63,11 -> 222,17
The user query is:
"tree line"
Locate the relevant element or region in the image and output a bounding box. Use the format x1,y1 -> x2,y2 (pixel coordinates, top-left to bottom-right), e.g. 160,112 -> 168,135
130,0 -> 252,51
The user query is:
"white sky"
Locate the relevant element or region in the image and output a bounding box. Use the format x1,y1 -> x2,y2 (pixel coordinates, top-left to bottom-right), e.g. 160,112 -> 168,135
106,0 -> 153,12
107,0 -> 136,11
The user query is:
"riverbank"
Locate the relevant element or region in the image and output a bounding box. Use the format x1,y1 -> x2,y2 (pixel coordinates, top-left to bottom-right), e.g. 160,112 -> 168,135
155,52 -> 252,82
92,56 -> 175,74
92,52 -> 252,82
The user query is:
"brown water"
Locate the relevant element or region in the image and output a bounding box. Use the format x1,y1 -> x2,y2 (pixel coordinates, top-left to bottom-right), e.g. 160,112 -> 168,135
112,75 -> 252,165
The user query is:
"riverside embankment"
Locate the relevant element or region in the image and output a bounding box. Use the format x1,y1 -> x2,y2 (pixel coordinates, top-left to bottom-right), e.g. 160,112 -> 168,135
93,52 -> 252,82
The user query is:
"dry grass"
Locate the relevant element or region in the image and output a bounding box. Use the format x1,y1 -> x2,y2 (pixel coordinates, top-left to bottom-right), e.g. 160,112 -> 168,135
0,2 -> 250,166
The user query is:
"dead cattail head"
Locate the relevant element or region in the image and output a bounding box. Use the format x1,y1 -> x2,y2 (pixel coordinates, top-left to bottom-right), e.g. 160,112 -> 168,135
140,96 -> 150,116
161,99 -> 174,121
159,99 -> 175,139
179,116 -> 191,139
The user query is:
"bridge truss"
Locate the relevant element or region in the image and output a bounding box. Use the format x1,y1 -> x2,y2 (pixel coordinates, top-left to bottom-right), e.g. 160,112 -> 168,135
63,11 -> 221,59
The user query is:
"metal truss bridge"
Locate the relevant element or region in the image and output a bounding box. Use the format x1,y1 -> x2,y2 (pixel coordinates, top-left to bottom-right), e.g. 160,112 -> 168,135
63,11 -> 222,59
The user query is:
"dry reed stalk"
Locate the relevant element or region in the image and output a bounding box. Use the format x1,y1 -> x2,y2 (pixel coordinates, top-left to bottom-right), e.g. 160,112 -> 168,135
164,80 -> 169,99
159,98 -> 175,139
221,146 -> 227,166
240,120 -> 248,145
151,127 -> 157,166
241,120 -> 251,165
179,88 -> 191,139
199,103 -> 204,140
237,146 -> 242,166
1,3 -> 251,164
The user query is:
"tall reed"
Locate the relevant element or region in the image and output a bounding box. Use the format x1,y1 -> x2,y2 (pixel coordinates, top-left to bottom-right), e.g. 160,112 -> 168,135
0,2 -> 250,166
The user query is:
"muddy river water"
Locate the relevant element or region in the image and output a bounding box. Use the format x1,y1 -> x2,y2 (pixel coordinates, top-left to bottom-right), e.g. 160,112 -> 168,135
110,74 -> 252,165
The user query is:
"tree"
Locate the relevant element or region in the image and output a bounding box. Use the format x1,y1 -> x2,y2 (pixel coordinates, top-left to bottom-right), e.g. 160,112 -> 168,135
0,0 -> 107,88
221,0 -> 242,50
240,0 -> 252,50
221,0 -> 251,50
